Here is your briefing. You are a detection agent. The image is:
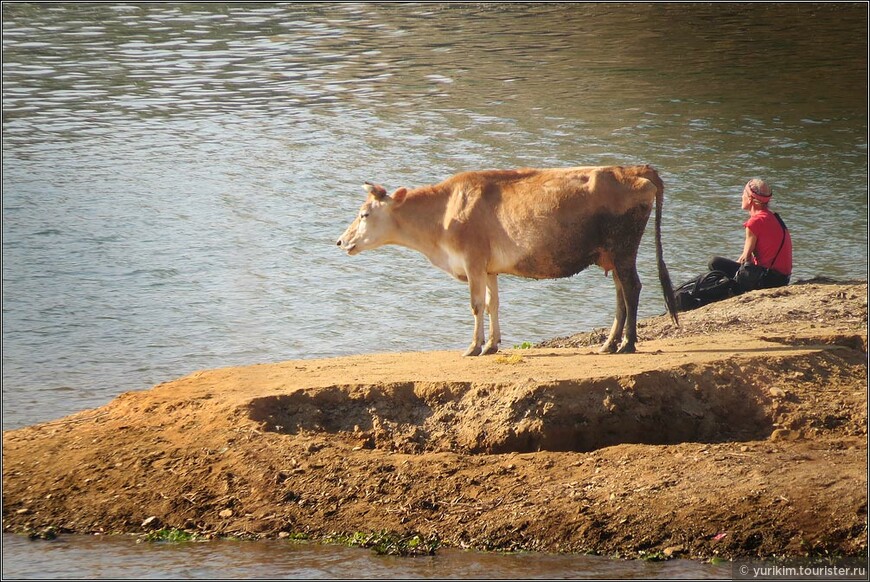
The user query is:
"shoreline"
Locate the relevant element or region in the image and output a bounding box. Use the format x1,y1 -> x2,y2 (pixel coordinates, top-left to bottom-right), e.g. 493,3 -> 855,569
3,281 -> 867,560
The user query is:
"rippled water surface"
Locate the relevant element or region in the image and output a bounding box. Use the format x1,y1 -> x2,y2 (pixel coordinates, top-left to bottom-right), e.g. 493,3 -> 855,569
2,534 -> 734,580
2,2 -> 867,578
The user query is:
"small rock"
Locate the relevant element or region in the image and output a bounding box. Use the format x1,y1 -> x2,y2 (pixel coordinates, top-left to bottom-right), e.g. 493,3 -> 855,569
141,516 -> 162,530
769,387 -> 786,398
305,442 -> 325,453
28,526 -> 57,540
663,544 -> 685,557
16,508 -> 29,515
219,509 -> 233,518
770,428 -> 799,442
278,531 -> 290,539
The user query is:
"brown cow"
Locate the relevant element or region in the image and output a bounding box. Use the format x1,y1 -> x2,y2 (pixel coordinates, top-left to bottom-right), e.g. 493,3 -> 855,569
337,165 -> 679,356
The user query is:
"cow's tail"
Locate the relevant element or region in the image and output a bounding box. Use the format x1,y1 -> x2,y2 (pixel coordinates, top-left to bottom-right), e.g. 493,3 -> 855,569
646,166 -> 679,326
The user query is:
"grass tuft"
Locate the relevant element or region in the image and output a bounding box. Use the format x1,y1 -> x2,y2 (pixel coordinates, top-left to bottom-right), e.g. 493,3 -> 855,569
324,530 -> 440,556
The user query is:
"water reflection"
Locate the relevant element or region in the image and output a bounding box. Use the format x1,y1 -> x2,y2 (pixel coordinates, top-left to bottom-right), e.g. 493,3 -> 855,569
1,534 -> 733,580
4,3 -> 866,127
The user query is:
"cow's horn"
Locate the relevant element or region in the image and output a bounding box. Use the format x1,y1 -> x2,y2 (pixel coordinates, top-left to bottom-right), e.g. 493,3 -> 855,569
363,182 -> 386,198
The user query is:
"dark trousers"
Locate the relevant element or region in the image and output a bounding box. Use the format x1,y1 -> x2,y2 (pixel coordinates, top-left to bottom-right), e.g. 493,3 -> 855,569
707,256 -> 790,290
708,256 -> 741,279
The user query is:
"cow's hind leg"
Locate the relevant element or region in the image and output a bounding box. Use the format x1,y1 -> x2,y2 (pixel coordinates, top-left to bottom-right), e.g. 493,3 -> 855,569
613,259 -> 642,353
482,273 -> 501,355
598,205 -> 650,354
600,275 -> 626,354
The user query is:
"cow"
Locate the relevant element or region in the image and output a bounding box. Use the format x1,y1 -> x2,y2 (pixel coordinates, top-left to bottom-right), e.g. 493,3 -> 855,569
337,165 -> 679,356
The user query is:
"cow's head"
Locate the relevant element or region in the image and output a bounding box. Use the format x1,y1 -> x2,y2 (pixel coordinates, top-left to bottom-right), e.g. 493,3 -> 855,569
336,182 -> 407,255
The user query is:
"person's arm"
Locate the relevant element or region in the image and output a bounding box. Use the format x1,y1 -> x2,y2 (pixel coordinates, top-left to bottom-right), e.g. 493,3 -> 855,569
737,227 -> 757,264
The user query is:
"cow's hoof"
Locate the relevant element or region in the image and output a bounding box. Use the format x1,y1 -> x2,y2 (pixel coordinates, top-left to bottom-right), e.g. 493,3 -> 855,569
598,342 -> 618,354
482,342 -> 499,355
463,345 -> 482,357
616,342 -> 636,354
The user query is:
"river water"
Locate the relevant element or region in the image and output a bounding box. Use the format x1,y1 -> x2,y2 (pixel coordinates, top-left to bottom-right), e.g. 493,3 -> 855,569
2,533 -> 736,580
2,2 -> 867,579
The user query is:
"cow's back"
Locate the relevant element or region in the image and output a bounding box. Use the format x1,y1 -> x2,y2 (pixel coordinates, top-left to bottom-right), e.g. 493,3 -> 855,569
446,166 -> 657,278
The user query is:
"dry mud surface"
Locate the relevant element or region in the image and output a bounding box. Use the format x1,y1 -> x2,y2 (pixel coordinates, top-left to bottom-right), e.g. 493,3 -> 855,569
3,281 -> 867,560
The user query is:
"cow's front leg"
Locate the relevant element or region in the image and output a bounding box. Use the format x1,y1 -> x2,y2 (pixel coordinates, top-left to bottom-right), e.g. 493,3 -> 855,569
482,273 -> 501,355
463,272 -> 487,356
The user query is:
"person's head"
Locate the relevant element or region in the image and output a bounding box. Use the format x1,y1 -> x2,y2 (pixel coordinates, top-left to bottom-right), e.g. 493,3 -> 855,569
741,178 -> 772,212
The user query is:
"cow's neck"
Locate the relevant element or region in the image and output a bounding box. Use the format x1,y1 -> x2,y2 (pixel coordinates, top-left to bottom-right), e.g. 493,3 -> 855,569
390,186 -> 449,258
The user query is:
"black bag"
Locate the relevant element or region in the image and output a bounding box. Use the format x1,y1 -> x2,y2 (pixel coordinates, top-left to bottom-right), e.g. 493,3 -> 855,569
734,261 -> 767,292
674,270 -> 737,312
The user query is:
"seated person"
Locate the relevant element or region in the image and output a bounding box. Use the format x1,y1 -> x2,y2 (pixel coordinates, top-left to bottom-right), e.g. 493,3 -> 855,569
708,178 -> 792,291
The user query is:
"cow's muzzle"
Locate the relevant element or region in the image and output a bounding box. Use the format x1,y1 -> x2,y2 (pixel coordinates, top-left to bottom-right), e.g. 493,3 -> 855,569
336,238 -> 357,254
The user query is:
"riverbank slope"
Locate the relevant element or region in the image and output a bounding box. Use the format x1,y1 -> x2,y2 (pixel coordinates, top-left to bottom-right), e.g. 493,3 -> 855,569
3,280 -> 867,560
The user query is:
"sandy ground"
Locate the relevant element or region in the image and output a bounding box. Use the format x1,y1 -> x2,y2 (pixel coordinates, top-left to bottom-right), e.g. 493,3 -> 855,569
2,280 -> 867,560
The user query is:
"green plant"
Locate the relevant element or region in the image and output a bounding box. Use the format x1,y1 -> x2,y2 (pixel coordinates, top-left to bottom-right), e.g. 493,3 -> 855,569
513,341 -> 534,349
325,530 -> 440,556
281,532 -> 310,541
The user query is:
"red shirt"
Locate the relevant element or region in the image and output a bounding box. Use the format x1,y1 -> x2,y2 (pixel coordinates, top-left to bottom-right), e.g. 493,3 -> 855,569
744,209 -> 792,276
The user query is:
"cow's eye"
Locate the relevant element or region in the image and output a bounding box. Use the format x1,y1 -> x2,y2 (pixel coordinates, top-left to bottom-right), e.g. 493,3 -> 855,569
360,212 -> 369,219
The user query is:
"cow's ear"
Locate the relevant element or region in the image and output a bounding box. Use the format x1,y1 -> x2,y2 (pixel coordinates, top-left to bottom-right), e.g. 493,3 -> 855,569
363,182 -> 387,200
390,187 -> 407,206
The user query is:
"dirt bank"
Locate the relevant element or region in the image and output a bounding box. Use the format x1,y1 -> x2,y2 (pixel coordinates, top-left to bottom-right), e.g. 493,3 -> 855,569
3,280 -> 867,560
